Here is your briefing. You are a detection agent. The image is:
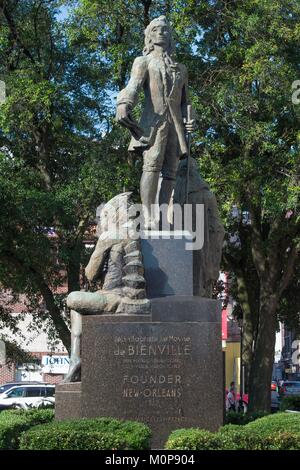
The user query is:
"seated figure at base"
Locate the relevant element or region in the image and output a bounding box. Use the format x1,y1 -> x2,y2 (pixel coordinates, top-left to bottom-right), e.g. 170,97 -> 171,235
64,192 -> 150,382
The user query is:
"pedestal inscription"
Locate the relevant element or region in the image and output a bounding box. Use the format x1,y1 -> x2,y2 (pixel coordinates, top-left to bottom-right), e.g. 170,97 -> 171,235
115,333 -> 191,403
81,314 -> 223,448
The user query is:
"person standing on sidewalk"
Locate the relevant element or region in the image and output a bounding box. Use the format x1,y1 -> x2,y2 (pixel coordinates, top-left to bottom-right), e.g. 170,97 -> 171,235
226,381 -> 237,412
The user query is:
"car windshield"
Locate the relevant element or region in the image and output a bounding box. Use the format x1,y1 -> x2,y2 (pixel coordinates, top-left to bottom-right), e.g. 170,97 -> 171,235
7,387 -> 25,397
0,384 -> 19,393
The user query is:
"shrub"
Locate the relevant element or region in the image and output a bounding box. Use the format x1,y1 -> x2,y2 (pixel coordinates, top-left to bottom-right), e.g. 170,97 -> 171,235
0,409 -> 54,450
219,424 -> 300,450
225,410 -> 268,425
20,417 -> 151,450
222,413 -> 300,450
165,428 -> 223,450
165,425 -> 255,451
244,412 -> 300,435
165,413 -> 300,450
280,395 -> 300,412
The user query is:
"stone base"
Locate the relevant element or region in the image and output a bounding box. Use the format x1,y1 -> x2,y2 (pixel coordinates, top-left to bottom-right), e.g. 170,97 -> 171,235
56,297 -> 223,449
55,382 -> 82,420
141,235 -> 193,298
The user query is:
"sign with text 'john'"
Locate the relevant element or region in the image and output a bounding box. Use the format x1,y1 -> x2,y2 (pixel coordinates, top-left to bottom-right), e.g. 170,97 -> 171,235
42,355 -> 70,374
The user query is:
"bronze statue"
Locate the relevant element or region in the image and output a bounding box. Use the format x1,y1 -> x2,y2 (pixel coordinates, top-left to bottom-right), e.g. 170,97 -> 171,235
116,16 -> 195,229
63,18 -> 224,383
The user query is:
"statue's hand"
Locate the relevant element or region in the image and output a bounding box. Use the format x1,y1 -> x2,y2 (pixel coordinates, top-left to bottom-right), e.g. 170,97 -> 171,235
116,103 -> 132,126
116,103 -> 144,139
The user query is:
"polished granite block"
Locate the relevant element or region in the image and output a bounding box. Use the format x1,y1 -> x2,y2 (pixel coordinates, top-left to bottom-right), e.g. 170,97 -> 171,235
80,300 -> 223,449
55,382 -> 82,420
141,233 -> 193,298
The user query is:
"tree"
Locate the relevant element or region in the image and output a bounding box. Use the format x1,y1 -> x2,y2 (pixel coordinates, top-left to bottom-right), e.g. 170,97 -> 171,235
0,0 -> 299,414
179,0 -> 300,411
0,0 -> 139,351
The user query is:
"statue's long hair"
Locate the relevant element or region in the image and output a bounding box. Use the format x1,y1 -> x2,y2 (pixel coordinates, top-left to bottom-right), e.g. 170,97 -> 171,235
143,16 -> 175,56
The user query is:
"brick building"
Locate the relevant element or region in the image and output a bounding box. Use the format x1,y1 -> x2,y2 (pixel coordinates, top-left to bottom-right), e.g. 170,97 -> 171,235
0,311 -> 69,385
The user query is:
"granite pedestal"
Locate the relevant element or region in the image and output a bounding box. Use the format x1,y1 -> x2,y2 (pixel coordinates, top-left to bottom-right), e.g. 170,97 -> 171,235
55,382 -> 82,420
141,233 -> 193,298
56,297 -> 223,449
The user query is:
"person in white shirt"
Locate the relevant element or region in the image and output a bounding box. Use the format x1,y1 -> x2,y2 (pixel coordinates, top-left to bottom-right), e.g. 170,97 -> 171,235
226,381 -> 236,412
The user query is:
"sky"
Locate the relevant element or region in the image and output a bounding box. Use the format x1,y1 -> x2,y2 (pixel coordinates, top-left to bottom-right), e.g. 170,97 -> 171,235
56,5 -> 70,22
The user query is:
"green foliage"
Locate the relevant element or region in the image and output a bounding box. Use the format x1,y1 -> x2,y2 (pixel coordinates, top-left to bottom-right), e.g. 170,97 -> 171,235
0,0 -> 299,411
0,408 -> 54,450
280,396 -> 300,412
223,412 -> 300,450
178,0 -> 300,412
19,417 -> 151,450
165,413 -> 300,450
165,428 -> 223,450
225,410 -> 268,425
0,0 -> 141,349
244,411 -> 300,434
278,262 -> 300,334
219,426 -> 300,450
1,338 -> 39,366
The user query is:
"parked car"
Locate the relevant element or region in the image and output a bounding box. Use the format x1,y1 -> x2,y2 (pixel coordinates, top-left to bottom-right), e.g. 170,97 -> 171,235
279,381 -> 300,397
271,381 -> 280,411
271,381 -> 278,391
0,381 -> 46,395
0,384 -> 55,410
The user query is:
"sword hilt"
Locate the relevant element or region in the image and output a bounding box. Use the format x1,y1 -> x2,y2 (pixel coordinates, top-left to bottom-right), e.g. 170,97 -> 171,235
185,105 -> 193,205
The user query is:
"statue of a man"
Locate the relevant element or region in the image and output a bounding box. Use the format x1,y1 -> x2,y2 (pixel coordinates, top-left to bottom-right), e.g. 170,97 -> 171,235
116,16 -> 195,228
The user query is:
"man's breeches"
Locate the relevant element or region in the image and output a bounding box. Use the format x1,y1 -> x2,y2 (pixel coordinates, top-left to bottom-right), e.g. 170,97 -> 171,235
142,120 -> 180,180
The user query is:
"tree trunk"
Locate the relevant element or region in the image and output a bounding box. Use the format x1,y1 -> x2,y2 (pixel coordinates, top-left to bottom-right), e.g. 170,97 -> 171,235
3,251 -> 71,352
67,242 -> 82,293
35,277 -> 71,353
33,126 -> 51,190
236,272 -> 253,392
142,0 -> 152,27
248,289 -> 278,412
